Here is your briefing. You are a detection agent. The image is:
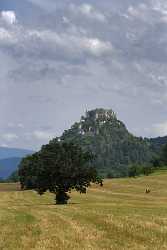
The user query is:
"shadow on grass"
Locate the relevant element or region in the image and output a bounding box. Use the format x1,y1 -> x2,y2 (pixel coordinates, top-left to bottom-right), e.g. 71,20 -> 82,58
4,202 -> 80,207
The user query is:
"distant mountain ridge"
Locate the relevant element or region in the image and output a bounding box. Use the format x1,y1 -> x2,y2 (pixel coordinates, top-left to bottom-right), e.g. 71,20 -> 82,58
0,147 -> 33,160
0,157 -> 22,179
0,147 -> 34,179
149,136 -> 167,152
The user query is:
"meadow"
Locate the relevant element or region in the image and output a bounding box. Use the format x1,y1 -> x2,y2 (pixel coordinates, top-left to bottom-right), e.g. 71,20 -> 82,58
1,171 -> 167,249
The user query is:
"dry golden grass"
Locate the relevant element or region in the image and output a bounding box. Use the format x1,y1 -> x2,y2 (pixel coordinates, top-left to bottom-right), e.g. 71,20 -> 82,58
1,171 -> 167,249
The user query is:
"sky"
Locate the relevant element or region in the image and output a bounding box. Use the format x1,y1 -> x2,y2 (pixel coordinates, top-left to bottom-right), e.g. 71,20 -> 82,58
0,0 -> 167,150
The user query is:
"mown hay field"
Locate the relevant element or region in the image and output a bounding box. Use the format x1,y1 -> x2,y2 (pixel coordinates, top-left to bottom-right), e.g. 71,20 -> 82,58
1,171 -> 167,250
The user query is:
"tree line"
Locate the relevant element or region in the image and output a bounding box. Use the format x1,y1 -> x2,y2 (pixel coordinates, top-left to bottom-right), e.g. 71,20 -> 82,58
6,139 -> 167,204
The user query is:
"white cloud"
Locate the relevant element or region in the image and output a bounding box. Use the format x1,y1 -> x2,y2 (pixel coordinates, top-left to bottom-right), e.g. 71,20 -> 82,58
62,16 -> 70,24
160,16 -> 167,23
83,38 -> 112,56
1,11 -> 17,25
127,4 -> 148,20
2,133 -> 19,142
0,144 -> 9,148
18,123 -> 24,128
7,122 -> 24,128
152,121 -> 167,136
152,0 -> 167,14
70,4 -> 106,22
0,28 -> 13,43
127,6 -> 140,17
29,30 -> 112,56
33,131 -> 54,140
0,25 -> 112,59
7,122 -> 15,128
151,1 -> 167,23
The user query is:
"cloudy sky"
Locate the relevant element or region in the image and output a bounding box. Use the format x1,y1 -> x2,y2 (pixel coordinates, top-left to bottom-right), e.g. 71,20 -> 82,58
0,0 -> 167,150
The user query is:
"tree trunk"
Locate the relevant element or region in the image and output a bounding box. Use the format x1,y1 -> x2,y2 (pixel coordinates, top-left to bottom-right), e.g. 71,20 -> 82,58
55,190 -> 70,205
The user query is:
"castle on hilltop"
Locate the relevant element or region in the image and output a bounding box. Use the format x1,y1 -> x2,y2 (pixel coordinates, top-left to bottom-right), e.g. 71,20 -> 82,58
85,108 -> 117,121
77,109 -> 117,136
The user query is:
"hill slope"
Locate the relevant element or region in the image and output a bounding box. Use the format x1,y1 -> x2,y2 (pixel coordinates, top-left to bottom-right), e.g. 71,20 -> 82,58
57,108 -> 154,177
0,147 -> 34,179
0,147 -> 33,160
0,157 -> 22,179
149,136 -> 167,152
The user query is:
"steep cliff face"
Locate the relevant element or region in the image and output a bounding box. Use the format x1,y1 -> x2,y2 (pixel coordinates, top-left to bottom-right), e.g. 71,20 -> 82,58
64,109 -> 119,137
58,109 -> 154,177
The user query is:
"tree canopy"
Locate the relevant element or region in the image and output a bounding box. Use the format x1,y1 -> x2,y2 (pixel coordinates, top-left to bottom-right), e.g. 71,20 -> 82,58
18,141 -> 102,204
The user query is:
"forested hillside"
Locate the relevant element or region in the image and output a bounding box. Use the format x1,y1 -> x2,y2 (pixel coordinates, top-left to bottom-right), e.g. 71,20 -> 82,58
50,109 -> 157,177
149,136 -> 167,153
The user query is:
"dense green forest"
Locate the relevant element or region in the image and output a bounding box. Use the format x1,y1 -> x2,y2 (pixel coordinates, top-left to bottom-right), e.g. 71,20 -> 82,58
52,108 -> 165,177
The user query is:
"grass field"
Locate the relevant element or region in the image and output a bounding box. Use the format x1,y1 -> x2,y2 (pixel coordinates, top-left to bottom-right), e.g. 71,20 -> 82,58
1,171 -> 167,249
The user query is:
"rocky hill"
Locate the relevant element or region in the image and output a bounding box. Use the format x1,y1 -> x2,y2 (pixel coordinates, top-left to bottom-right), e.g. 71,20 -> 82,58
56,108 -> 156,177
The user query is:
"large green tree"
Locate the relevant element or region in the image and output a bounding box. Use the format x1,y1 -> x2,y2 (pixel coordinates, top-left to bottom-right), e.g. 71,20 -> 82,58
18,141 -> 102,204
